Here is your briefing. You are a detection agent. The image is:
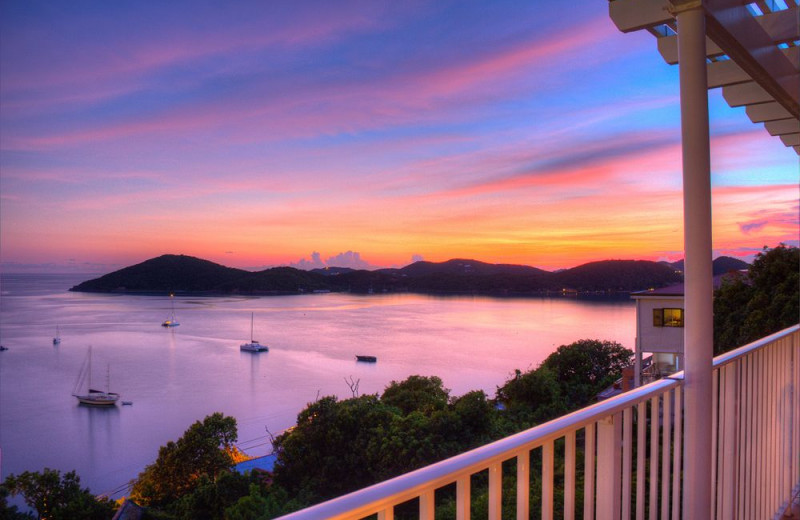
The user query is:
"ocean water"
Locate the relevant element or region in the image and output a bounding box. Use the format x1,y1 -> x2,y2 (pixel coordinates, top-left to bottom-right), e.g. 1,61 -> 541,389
0,273 -> 634,498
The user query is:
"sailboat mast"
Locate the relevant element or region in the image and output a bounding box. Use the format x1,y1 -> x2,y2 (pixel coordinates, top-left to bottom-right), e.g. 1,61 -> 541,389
251,312 -> 254,342
87,346 -> 93,390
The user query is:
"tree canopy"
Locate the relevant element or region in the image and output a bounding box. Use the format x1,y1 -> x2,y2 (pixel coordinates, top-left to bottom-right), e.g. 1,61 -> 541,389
1,468 -> 116,520
714,244 -> 799,354
497,339 -> 632,426
130,412 -> 238,508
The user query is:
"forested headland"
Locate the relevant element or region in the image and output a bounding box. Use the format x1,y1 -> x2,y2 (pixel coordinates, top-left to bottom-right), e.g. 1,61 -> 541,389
69,255 -> 723,296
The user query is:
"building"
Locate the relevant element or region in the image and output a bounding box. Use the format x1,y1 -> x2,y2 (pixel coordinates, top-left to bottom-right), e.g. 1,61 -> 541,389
631,283 -> 685,386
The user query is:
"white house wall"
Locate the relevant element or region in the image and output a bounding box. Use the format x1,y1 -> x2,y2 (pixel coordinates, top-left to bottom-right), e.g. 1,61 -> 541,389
635,296 -> 685,355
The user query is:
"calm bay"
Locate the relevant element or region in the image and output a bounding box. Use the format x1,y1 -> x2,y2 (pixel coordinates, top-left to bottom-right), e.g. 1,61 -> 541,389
0,273 -> 634,499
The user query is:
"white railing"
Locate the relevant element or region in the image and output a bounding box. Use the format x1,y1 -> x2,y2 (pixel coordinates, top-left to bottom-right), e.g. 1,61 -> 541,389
277,325 -> 799,520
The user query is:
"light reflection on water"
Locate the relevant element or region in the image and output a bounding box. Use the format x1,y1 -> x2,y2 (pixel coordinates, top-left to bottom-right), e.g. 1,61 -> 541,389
0,273 -> 634,498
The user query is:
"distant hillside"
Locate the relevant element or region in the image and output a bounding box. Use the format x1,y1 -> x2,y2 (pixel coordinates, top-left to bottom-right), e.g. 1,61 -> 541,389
70,255 -> 331,294
70,255 -> 250,293
70,254 -> 688,295
668,256 -> 750,276
554,260 -> 681,292
395,258 -> 548,277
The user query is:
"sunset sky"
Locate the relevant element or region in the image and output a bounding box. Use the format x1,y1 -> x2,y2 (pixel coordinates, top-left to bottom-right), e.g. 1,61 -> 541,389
1,1 -> 797,273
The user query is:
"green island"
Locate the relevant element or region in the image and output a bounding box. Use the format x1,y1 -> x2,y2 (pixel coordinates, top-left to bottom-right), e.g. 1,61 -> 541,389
69,254 -> 750,296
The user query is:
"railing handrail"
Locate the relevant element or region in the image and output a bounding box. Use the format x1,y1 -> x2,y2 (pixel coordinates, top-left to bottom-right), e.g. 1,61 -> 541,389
278,375 -> 681,519
712,323 -> 799,368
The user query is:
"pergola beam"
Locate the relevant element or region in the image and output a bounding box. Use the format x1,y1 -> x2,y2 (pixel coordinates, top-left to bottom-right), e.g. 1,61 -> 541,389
764,118 -> 800,136
722,81 -> 774,107
704,0 -> 799,117
610,0 -> 800,154
746,101 -> 793,122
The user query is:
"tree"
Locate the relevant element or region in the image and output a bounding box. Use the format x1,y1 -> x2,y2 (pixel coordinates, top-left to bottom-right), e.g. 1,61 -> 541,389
0,483 -> 33,519
496,366 -> 566,425
130,412 -> 238,508
271,395 -> 397,502
172,471 -> 251,520
497,339 -> 632,425
380,375 -> 449,415
271,377 -> 499,508
2,468 -> 116,520
714,244 -> 799,354
540,339 -> 632,408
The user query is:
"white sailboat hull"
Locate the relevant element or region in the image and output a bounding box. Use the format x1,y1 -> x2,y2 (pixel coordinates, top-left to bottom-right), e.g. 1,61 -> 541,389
74,391 -> 120,406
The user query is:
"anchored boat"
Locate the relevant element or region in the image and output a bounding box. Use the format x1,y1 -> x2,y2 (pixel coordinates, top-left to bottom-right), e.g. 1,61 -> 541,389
240,313 -> 268,352
72,346 -> 120,406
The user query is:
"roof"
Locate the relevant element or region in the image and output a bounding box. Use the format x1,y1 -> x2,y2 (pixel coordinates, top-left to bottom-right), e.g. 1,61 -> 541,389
631,282 -> 688,297
111,499 -> 145,520
234,454 -> 277,474
631,272 -> 742,297
609,0 -> 800,155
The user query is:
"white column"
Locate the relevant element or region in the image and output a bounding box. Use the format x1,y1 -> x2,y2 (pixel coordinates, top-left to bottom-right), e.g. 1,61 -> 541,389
676,4 -> 714,519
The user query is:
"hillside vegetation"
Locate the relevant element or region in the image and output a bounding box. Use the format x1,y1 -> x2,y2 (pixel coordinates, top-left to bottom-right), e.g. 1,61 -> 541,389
70,254 -> 691,295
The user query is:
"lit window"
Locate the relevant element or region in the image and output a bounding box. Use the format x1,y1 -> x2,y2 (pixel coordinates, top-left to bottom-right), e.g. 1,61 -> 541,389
653,308 -> 684,327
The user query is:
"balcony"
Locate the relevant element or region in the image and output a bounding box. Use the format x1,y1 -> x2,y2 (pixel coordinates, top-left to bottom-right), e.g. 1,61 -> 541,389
278,324 -> 799,519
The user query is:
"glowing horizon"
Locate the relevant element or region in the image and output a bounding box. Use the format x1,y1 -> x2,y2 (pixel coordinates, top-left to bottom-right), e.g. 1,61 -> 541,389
1,1 -> 797,275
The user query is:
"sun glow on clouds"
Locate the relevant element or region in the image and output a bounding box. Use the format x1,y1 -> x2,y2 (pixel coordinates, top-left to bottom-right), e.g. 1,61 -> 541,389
0,1 -> 797,273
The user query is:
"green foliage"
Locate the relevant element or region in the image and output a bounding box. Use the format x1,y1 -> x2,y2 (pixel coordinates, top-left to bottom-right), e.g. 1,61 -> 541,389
495,366 -> 566,425
2,468 -> 116,520
130,412 -> 238,509
497,339 -> 632,425
171,471 -> 251,520
714,244 -> 799,354
271,395 -> 397,501
0,483 -> 33,519
223,484 -> 304,520
271,378 -> 500,507
381,375 -> 449,415
541,339 -> 632,407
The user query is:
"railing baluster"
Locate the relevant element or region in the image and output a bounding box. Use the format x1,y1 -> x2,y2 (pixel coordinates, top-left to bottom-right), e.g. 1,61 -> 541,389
584,422 -> 596,520
622,407 -> 632,520
488,461 -> 502,520
719,363 -> 737,519
671,385 -> 682,520
745,352 -> 754,518
377,507 -> 394,520
711,368 -> 719,520
637,401 -> 646,520
564,430 -> 576,520
661,390 -> 671,520
517,449 -> 529,520
649,396 -> 659,520
419,489 -> 434,520
768,340 -> 776,514
542,441 -> 554,519
756,349 -> 764,517
597,413 -> 621,519
456,475 -> 470,520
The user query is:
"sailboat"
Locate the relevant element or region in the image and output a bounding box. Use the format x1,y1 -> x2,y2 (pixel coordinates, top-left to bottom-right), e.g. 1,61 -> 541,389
72,346 -> 120,406
53,325 -> 61,345
240,313 -> 268,352
162,293 -> 180,327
